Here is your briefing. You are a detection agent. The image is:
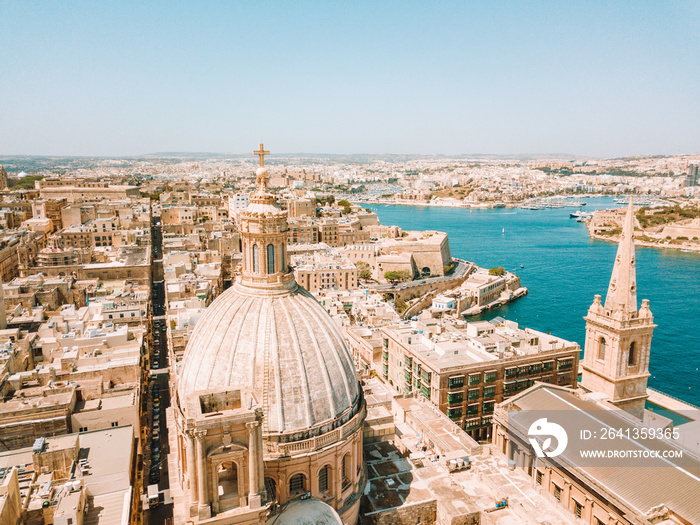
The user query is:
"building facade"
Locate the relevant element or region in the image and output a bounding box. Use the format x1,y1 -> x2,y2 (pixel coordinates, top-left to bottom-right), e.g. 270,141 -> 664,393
381,318 -> 579,441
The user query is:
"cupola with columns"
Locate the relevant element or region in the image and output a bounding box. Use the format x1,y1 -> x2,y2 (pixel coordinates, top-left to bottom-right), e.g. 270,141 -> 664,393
238,144 -> 293,289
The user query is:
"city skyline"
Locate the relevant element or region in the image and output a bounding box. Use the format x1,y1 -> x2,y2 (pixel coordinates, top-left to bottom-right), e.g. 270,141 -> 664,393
2,1 -> 700,157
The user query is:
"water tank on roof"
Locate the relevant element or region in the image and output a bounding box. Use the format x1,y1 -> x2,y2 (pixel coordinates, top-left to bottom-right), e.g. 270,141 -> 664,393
32,437 -> 46,454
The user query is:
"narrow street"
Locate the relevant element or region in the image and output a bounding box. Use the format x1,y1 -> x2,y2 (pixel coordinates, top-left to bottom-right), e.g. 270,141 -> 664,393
146,215 -> 173,525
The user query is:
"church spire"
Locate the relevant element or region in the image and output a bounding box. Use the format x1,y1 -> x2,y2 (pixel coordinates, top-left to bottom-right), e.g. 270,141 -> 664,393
604,197 -> 637,316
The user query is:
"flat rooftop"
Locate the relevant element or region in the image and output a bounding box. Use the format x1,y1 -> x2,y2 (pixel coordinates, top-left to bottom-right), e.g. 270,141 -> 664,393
506,385 -> 700,524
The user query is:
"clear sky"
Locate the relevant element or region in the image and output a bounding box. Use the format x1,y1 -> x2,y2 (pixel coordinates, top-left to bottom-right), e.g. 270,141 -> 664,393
1,1 -> 699,157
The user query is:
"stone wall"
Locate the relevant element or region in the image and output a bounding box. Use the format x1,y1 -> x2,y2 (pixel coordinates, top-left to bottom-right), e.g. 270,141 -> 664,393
363,499 -> 437,525
437,507 -> 483,525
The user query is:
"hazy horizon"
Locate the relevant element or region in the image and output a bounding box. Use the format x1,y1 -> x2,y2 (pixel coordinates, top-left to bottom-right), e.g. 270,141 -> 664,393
2,1 -> 699,158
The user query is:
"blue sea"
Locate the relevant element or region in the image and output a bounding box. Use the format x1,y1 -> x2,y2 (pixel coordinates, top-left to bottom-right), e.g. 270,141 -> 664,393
365,198 -> 700,407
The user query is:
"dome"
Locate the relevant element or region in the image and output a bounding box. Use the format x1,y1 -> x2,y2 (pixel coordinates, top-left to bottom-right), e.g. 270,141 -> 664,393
177,279 -> 361,436
267,498 -> 343,525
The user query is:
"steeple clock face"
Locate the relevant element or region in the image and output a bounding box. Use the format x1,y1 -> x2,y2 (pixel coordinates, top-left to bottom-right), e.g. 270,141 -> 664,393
625,382 -> 636,395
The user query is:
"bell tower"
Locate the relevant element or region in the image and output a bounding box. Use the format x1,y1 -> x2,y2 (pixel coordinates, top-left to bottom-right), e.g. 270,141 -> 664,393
238,144 -> 293,289
581,199 -> 655,420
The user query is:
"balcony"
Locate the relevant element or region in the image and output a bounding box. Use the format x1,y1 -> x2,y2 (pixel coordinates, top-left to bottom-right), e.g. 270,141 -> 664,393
265,404 -> 366,458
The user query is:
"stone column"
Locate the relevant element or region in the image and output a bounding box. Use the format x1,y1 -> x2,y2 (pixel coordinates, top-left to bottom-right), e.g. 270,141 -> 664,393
186,431 -> 197,501
256,422 -> 265,494
195,430 -> 211,519
247,421 -> 262,508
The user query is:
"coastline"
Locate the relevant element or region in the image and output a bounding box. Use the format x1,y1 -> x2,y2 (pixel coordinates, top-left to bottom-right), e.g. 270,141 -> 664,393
354,194 -> 642,210
587,228 -> 700,255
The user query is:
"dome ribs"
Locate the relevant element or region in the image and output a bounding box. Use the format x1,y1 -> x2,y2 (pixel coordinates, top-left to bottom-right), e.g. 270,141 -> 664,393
287,292 -> 337,425
222,296 -> 255,393
300,291 -> 357,406
277,293 -> 314,431
200,294 -> 246,394
183,290 -> 243,395
265,299 -> 285,433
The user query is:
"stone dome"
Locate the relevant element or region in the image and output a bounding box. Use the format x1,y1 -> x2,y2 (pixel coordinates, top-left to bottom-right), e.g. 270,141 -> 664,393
267,498 -> 343,525
177,279 -> 361,437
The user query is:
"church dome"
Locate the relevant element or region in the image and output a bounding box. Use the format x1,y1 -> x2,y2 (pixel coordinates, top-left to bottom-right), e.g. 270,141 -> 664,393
177,280 -> 361,436
267,497 -> 343,525
177,145 -> 361,440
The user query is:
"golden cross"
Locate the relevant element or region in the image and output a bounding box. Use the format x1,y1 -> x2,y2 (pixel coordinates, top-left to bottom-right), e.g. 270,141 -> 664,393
253,143 -> 270,167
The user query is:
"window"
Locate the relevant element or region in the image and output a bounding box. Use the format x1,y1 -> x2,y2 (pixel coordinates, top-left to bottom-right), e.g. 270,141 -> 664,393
267,244 -> 275,274
318,465 -> 330,492
280,244 -> 285,269
448,375 -> 464,389
628,341 -> 636,366
342,453 -> 351,488
467,388 -> 480,401
447,406 -> 462,420
574,501 -> 582,518
252,244 -> 259,273
447,392 -> 463,405
289,473 -> 306,495
483,386 -> 496,399
467,403 -> 479,416
504,367 -> 516,380
484,371 -> 496,383
535,470 -> 543,485
468,374 -> 481,386
598,337 -> 606,360
465,417 -> 480,430
557,358 -> 573,371
553,484 -> 561,501
111,422 -> 119,427
79,427 -> 88,432
542,361 -> 554,373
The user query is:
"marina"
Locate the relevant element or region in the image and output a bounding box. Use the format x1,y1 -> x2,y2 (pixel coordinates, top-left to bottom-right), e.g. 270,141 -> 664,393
366,197 -> 700,406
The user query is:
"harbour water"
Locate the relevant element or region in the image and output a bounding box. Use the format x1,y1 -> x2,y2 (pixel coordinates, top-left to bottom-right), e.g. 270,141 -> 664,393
365,198 -> 700,406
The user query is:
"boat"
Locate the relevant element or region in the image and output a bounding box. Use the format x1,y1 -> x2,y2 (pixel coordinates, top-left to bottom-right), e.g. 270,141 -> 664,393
571,211 -> 593,220
520,264 -> 524,268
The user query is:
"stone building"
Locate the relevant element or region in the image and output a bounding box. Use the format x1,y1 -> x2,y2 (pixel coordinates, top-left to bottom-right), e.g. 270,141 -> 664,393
291,250 -> 358,293
375,231 -> 452,277
380,317 -> 580,441
171,150 -> 365,524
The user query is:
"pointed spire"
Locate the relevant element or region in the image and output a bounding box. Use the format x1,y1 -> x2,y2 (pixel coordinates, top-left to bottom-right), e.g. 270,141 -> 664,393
604,197 -> 637,315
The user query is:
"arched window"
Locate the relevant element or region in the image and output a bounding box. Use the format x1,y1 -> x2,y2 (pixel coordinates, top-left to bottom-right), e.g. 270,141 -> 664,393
318,465 -> 330,493
252,244 -> 259,273
289,473 -> 306,497
628,342 -> 636,366
341,453 -> 351,489
281,244 -> 285,271
598,337 -> 606,360
264,477 -> 277,502
267,244 -> 275,274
